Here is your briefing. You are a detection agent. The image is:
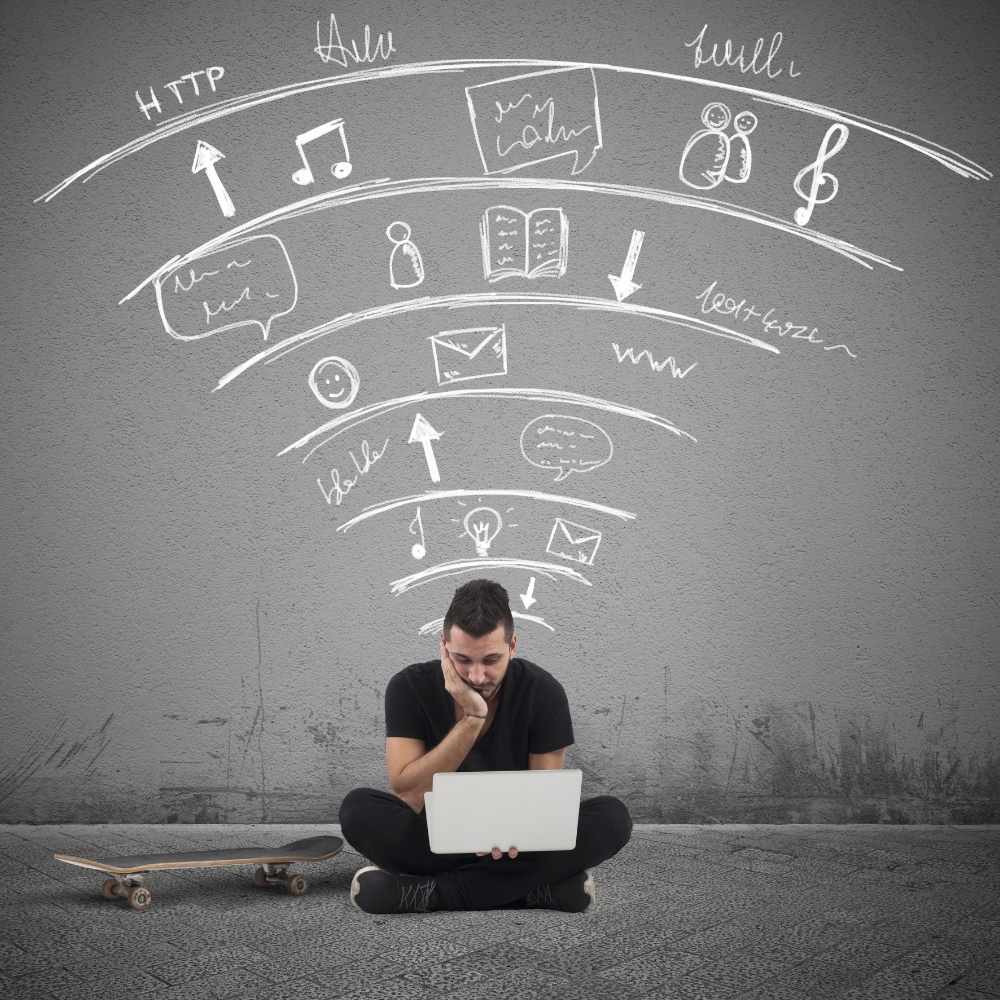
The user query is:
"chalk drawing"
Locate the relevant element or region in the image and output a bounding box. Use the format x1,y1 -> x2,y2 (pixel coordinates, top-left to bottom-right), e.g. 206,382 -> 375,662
519,577 -> 538,609
612,344 -> 697,378
409,507 -> 426,559
467,67 -> 602,176
284,387 -> 694,463
40,57 -> 989,204
725,112 -> 758,183
390,557 -> 591,596
316,438 -> 389,506
314,13 -> 395,68
122,180 -> 900,321
386,221 -> 425,289
292,118 -> 351,185
608,229 -> 645,303
309,356 -> 360,409
695,279 -> 856,357
521,415 -> 614,483
191,140 -> 235,217
794,124 -> 850,226
481,206 -> 568,281
136,67 -> 225,119
463,507 -> 503,557
156,235 -> 297,342
546,518 -> 602,566
336,490 -> 636,535
408,413 -> 443,483
685,24 -> 800,80
429,325 -> 507,386
419,613 -> 554,635
680,103 -> 732,190
211,290 -> 781,391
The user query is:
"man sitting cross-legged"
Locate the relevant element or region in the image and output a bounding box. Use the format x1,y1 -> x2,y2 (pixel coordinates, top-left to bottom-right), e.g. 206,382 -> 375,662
339,578 -> 632,914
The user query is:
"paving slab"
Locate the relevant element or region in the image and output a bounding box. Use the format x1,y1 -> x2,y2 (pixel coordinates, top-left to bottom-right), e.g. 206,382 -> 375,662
2,823 -> 997,1000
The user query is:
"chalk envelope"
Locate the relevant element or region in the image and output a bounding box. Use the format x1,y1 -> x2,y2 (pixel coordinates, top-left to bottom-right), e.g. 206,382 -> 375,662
429,325 -> 507,385
466,67 -> 603,176
155,234 -> 298,341
546,517 -> 602,567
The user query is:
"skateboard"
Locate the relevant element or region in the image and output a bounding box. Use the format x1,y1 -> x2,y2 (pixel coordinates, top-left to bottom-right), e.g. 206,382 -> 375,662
54,834 -> 344,910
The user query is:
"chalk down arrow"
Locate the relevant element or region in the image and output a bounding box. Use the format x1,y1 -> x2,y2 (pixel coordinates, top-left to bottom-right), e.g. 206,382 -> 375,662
192,140 -> 235,218
408,413 -> 443,483
608,229 -> 645,302
519,576 -> 538,609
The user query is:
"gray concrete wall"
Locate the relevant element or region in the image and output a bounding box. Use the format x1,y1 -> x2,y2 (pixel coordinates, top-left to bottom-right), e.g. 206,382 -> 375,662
2,0 -> 998,824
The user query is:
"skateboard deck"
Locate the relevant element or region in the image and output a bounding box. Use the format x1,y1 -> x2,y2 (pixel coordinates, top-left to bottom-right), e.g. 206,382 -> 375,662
55,834 -> 344,910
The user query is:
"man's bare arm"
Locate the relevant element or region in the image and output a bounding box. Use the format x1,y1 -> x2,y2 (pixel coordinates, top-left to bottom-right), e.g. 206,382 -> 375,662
386,718 -> 484,812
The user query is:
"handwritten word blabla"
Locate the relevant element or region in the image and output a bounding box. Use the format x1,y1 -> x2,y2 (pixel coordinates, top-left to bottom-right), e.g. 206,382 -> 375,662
314,12 -> 395,68
695,280 -> 856,358
685,24 -> 800,80
612,344 -> 697,378
136,67 -> 224,120
317,438 -> 389,506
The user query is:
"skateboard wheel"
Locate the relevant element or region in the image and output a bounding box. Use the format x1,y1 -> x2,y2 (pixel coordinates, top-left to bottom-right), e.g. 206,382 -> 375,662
102,878 -> 119,900
254,867 -> 269,888
128,885 -> 152,911
286,875 -> 308,895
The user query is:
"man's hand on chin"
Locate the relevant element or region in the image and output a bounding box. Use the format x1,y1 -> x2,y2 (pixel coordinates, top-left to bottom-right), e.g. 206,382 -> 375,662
440,636 -> 488,718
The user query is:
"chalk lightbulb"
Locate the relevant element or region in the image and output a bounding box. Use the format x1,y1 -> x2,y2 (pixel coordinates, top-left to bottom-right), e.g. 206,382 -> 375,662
463,506 -> 502,557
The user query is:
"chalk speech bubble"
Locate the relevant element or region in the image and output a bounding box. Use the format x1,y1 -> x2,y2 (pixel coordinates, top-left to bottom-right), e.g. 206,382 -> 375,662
520,414 -> 613,482
155,234 -> 298,341
466,67 -> 603,176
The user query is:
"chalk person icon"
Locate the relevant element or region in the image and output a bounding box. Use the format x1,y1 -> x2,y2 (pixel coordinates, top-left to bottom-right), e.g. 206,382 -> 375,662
679,102 -> 732,189
725,111 -> 758,184
386,221 -> 425,289
679,104 -> 757,189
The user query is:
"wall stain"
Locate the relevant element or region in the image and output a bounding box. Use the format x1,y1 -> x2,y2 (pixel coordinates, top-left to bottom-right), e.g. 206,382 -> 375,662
658,702 -> 1000,824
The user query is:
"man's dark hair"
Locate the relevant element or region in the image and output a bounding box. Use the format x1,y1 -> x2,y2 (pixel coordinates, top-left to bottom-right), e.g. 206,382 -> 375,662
443,579 -> 514,643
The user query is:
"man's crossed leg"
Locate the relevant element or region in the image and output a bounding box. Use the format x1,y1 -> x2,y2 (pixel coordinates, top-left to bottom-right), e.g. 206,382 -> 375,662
340,788 -> 632,913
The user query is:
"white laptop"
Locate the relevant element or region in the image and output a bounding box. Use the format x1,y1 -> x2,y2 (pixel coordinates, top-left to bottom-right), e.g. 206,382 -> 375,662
424,769 -> 582,854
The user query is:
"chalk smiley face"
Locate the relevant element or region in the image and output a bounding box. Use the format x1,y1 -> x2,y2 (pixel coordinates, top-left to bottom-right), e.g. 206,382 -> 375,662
309,356 -> 360,410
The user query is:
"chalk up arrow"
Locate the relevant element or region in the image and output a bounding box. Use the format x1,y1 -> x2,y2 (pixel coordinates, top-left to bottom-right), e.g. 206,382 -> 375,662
408,413 -> 443,483
608,229 -> 645,303
192,140 -> 236,218
519,576 -> 538,609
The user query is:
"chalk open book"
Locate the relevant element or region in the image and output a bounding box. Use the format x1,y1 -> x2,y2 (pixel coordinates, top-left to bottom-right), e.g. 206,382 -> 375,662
480,205 -> 569,282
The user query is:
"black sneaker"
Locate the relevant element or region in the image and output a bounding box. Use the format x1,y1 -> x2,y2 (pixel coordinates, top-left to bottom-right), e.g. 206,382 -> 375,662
350,865 -> 439,914
523,869 -> 595,912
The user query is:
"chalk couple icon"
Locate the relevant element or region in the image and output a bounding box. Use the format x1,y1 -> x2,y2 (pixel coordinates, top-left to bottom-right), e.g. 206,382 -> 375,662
679,102 -> 758,190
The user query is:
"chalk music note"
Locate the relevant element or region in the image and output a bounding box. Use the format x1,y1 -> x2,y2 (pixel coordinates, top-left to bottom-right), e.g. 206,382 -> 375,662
409,507 -> 426,559
793,123 -> 850,227
292,118 -> 352,186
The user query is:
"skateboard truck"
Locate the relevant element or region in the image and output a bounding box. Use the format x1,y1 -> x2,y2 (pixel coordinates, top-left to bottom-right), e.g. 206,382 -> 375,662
102,874 -> 153,911
254,864 -> 308,895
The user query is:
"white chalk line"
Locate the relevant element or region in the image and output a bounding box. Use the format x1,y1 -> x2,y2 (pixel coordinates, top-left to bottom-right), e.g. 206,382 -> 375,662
123,177 -> 897,310
336,489 -> 637,532
419,613 -> 554,634
391,557 -> 591,595
38,57 -> 989,203
211,290 -> 777,393
282,385 -> 695,463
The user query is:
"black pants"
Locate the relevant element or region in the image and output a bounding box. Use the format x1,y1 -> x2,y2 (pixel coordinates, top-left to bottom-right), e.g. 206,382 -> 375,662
338,787 -> 632,911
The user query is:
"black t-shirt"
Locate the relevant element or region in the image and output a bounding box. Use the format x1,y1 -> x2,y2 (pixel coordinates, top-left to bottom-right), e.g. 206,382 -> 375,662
384,657 -> 574,771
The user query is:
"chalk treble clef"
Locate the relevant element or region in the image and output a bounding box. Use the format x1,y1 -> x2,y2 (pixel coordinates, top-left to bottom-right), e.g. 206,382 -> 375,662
793,123 -> 850,227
